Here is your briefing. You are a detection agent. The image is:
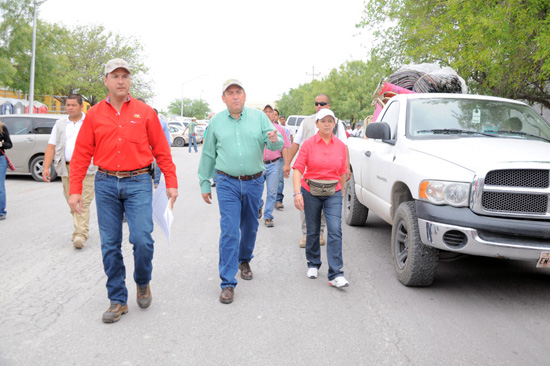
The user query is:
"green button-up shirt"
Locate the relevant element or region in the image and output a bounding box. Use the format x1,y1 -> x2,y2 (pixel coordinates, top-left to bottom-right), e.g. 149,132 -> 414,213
198,107 -> 283,194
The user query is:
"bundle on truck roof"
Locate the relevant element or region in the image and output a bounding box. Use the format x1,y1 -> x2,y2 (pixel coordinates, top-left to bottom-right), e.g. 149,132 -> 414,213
371,63 -> 467,121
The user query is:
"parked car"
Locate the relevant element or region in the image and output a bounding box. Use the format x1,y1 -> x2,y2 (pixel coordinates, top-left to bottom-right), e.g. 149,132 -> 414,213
169,125 -> 203,147
169,120 -> 206,143
1,114 -> 63,181
285,115 -> 308,138
345,93 -> 550,286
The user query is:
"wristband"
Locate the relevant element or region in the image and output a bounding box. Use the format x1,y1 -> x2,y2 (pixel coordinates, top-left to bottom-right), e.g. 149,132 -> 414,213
293,192 -> 302,197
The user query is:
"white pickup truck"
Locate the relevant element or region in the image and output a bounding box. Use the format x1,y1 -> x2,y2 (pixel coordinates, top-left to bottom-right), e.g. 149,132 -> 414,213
345,93 -> 550,286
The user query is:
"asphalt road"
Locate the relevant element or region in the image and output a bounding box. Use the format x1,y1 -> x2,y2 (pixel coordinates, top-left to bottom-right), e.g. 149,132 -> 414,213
1,146 -> 550,366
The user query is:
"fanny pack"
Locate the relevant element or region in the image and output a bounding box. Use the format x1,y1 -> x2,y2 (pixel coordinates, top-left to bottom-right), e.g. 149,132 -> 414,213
306,179 -> 339,197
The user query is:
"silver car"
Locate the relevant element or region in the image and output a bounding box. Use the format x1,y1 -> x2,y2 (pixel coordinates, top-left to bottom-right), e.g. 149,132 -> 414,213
1,114 -> 62,181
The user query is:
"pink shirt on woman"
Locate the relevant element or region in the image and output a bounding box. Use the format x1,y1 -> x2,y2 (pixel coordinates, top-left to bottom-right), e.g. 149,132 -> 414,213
292,133 -> 347,193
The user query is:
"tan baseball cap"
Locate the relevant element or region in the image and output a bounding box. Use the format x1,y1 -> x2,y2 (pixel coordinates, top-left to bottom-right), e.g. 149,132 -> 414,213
104,58 -> 131,76
222,79 -> 244,93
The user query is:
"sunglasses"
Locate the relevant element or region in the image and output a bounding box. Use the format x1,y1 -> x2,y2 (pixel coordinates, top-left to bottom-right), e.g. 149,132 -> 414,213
315,102 -> 328,107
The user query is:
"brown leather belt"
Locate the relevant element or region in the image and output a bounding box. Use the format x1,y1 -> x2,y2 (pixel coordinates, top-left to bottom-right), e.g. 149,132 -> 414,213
98,166 -> 150,178
263,157 -> 280,165
218,170 -> 262,181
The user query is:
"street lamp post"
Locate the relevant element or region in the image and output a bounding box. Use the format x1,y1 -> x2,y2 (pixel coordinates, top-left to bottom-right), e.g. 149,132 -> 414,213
180,74 -> 208,117
28,1 -> 38,114
28,0 -> 47,114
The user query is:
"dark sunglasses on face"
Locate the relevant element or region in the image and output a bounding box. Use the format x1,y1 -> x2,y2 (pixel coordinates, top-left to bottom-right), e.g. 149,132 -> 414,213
315,102 -> 328,107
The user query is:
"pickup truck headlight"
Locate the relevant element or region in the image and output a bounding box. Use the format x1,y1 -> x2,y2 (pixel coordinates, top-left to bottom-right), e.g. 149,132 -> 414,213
419,180 -> 470,207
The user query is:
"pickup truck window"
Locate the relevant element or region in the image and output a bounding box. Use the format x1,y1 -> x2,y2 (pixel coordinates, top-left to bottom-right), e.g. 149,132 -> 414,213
408,98 -> 550,140
379,100 -> 399,139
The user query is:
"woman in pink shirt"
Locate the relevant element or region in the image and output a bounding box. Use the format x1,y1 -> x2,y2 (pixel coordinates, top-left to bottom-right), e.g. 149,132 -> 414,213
292,109 -> 349,288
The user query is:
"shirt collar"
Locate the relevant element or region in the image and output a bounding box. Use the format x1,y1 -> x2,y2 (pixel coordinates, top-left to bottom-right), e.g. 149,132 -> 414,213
66,112 -> 85,124
313,132 -> 336,144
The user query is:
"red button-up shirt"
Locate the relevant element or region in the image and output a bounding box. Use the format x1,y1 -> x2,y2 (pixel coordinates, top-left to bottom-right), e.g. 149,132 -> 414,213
292,133 -> 347,192
69,95 -> 177,194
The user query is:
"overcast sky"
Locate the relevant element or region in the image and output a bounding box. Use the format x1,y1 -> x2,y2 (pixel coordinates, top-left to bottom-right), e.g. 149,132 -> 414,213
39,0 -> 370,115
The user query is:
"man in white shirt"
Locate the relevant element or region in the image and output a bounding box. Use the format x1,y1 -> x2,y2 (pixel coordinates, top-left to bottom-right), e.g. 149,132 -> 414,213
43,94 -> 97,249
285,94 -> 349,248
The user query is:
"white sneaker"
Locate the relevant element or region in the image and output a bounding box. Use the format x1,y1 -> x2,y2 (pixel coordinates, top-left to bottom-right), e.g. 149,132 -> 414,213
306,268 -> 318,279
329,276 -> 349,288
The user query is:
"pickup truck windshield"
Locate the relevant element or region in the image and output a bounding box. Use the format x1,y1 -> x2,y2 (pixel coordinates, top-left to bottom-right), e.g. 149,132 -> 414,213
408,98 -> 550,141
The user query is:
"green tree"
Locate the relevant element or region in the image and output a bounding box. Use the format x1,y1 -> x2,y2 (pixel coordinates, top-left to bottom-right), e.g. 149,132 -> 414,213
0,1 -> 152,106
276,55 -> 392,124
358,0 -> 550,107
60,25 -> 152,105
167,98 -> 210,119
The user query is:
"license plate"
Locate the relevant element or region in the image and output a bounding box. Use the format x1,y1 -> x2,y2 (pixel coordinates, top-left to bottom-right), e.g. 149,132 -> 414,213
536,252 -> 550,268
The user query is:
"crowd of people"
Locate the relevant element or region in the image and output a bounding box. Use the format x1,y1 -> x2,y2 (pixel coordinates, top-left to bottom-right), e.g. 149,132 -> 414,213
0,58 -> 353,324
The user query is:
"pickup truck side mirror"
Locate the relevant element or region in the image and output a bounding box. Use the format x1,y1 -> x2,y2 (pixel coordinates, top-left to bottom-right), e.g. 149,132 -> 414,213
366,122 -> 392,139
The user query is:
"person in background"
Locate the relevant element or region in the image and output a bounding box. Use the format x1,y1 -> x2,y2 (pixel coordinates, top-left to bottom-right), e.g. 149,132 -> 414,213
0,119 -> 13,220
153,108 -> 172,188
292,108 -> 349,288
43,94 -> 97,249
183,117 -> 198,153
274,109 -> 290,210
68,58 -> 178,323
198,79 -> 282,304
259,104 -> 291,227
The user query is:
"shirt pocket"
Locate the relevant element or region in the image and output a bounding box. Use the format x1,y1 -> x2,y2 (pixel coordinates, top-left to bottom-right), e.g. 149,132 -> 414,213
126,120 -> 148,144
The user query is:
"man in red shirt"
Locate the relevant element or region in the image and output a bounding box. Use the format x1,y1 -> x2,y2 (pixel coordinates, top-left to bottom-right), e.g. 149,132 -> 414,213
68,58 -> 178,323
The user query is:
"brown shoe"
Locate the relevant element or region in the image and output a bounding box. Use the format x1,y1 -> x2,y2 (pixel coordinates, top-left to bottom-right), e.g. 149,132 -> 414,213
102,303 -> 128,323
265,218 -> 274,227
239,261 -> 253,280
137,284 -> 152,308
73,238 -> 85,249
258,207 -> 263,219
320,237 -> 326,246
275,202 -> 284,210
219,287 -> 234,304
299,235 -> 306,248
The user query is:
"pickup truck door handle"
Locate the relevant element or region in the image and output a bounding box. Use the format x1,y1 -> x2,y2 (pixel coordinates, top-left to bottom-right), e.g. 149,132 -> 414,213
365,151 -> 371,157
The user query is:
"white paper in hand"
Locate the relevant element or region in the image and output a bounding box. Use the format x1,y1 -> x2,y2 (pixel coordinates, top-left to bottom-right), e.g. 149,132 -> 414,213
153,181 -> 173,244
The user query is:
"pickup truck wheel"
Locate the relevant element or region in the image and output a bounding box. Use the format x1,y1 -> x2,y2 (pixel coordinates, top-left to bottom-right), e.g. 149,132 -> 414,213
344,175 -> 369,226
391,201 -> 439,287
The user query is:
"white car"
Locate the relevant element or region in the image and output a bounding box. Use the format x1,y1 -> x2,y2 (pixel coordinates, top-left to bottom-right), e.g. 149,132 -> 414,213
169,125 -> 203,147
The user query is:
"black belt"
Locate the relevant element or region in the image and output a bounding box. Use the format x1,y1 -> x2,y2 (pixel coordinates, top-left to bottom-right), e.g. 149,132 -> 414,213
218,170 -> 262,181
263,157 -> 280,165
98,166 -> 150,178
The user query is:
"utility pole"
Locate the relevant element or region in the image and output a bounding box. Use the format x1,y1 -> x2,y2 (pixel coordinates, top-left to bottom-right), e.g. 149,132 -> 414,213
306,66 -> 320,81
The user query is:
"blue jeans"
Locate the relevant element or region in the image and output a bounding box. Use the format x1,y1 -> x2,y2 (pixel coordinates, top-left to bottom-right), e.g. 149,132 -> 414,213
188,134 -> 198,152
0,155 -> 7,215
154,161 -> 161,185
216,172 -> 264,288
276,164 -> 284,204
94,171 -> 154,304
259,158 -> 282,220
302,187 -> 344,280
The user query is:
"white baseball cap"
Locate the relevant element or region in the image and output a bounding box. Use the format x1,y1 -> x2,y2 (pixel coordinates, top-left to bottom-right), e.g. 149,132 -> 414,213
104,58 -> 131,76
222,79 -> 244,93
316,109 -> 336,121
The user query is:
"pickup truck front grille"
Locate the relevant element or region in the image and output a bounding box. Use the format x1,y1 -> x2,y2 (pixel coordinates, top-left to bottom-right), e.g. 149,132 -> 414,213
472,169 -> 550,219
485,169 -> 549,188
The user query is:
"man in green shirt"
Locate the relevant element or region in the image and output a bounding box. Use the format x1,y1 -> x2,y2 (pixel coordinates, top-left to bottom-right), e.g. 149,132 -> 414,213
198,79 -> 283,304
183,117 -> 198,153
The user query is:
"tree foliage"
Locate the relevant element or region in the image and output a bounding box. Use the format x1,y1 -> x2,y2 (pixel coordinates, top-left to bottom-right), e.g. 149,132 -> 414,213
167,98 -> 210,119
0,0 -> 152,105
276,55 -> 392,124
358,0 -> 550,107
